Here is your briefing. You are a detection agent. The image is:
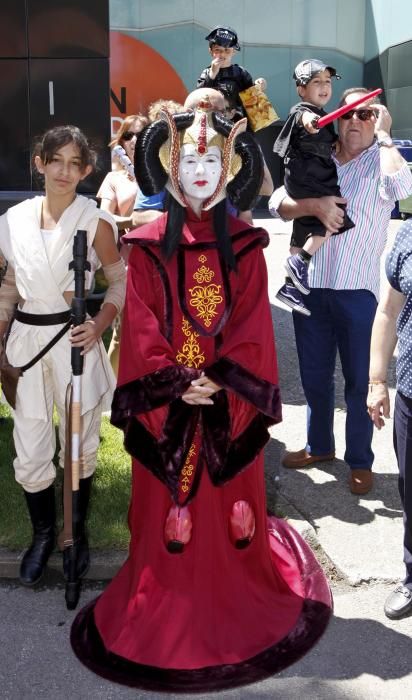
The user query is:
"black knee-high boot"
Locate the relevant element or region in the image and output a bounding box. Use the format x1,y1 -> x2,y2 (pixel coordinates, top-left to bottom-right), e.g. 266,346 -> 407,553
63,475 -> 93,579
20,485 -> 56,586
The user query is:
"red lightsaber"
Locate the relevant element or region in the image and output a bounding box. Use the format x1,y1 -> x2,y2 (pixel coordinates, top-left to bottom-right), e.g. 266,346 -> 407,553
315,88 -> 383,128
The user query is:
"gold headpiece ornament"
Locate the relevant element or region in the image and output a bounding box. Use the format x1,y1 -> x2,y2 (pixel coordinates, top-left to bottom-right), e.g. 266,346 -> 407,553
158,98 -> 247,210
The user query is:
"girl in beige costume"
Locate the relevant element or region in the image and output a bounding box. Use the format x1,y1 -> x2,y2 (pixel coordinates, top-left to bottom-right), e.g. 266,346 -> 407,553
0,126 -> 126,587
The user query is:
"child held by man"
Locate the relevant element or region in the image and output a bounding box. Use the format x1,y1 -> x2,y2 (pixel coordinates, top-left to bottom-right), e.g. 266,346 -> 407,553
273,59 -> 355,315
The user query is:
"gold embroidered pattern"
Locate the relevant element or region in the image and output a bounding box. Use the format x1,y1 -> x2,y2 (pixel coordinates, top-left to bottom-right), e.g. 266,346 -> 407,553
193,265 -> 215,284
189,283 -> 223,327
189,256 -> 223,327
180,443 -> 196,493
176,318 -> 205,368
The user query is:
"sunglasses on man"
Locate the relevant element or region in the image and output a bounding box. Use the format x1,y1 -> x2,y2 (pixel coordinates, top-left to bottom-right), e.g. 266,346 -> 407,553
122,131 -> 139,141
340,108 -> 377,121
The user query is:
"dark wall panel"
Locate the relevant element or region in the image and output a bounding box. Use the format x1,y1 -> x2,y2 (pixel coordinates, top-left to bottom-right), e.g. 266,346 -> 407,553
364,40 -> 412,138
29,58 -> 111,192
0,60 -> 30,189
387,41 -> 412,90
0,1 -> 110,195
364,49 -> 388,92
0,0 -> 28,58
386,87 -> 412,140
27,0 -> 109,58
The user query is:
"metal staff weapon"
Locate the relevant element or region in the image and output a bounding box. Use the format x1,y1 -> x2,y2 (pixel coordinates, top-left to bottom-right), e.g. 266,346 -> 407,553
313,88 -> 383,128
63,230 -> 90,610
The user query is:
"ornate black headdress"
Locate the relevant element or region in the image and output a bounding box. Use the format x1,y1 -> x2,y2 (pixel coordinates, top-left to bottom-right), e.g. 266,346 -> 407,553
134,101 -> 263,269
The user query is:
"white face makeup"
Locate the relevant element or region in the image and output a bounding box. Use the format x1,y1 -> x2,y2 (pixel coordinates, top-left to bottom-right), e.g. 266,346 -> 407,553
178,144 -> 222,209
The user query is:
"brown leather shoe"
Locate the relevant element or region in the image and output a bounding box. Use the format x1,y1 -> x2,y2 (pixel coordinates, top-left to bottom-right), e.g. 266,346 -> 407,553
282,448 -> 336,469
349,469 -> 373,495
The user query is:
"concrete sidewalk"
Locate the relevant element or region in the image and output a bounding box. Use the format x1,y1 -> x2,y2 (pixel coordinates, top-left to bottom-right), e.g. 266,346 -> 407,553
0,218 -> 411,699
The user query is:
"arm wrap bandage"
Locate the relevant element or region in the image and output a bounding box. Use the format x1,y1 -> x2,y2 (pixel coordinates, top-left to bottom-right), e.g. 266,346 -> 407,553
101,258 -> 127,314
0,263 -> 20,322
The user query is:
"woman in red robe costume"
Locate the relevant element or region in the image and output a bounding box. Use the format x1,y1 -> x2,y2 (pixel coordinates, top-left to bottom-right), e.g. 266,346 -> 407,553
71,102 -> 332,692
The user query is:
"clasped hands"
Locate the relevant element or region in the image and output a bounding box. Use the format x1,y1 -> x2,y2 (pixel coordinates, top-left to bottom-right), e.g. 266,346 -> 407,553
181,372 -> 221,405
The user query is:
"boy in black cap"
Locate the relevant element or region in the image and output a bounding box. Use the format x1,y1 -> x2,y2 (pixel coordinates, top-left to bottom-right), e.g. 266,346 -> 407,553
197,25 -> 266,117
273,59 -> 355,316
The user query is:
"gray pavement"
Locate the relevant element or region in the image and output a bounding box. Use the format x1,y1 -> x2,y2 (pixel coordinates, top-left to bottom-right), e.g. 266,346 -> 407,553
0,217 -> 411,698
0,580 -> 411,700
263,216 -> 407,586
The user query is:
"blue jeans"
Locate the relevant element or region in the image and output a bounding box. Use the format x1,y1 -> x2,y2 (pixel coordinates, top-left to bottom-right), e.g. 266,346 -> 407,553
293,289 -> 377,470
393,392 -> 412,587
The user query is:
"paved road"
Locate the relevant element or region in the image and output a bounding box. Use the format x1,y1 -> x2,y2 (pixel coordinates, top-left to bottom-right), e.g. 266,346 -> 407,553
0,579 -> 411,700
1,218 -> 411,699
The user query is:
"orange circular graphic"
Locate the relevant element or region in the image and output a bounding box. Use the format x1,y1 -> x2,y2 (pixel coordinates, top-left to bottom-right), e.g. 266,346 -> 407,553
110,31 -> 188,129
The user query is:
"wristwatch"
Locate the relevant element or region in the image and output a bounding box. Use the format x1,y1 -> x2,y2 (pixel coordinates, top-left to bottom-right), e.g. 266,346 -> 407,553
377,135 -> 393,147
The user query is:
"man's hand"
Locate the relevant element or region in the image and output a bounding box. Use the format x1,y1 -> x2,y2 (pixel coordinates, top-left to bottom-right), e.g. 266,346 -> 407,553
278,193 -> 347,231
310,196 -> 347,232
373,103 -> 392,138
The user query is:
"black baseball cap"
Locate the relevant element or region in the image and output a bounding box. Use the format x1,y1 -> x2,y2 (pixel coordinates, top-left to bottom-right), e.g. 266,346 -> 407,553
293,59 -> 341,85
205,26 -> 240,51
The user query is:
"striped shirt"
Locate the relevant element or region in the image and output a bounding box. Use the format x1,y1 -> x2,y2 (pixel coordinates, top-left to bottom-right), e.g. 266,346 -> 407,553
269,142 -> 412,299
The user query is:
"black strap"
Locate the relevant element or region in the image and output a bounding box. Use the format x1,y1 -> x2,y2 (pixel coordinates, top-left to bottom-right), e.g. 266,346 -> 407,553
3,316 -> 71,374
15,309 -> 71,326
20,321 -> 71,372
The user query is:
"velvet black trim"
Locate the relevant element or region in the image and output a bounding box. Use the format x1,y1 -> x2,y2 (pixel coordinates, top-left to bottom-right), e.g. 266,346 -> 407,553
119,391 -> 276,495
231,226 -> 270,251
235,234 -> 270,263
215,413 -> 275,485
123,418 -> 166,489
201,390 -> 231,483
139,247 -> 174,343
121,401 -> 202,504
201,396 -> 275,486
71,512 -> 333,696
71,597 -> 330,693
112,356 -> 282,497
177,247 -> 232,337
205,357 -> 282,420
111,365 -> 200,428
158,400 -> 202,503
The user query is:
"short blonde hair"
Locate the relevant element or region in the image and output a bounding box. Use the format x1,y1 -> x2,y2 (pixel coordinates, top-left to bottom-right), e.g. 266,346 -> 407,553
147,99 -> 184,123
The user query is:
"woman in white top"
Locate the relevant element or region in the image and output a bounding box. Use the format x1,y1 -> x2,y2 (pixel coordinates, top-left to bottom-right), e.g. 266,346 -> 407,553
97,114 -> 149,230
0,125 -> 126,587
97,114 -> 148,376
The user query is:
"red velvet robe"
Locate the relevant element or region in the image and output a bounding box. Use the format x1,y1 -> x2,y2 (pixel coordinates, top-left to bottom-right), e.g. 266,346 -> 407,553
71,210 -> 332,692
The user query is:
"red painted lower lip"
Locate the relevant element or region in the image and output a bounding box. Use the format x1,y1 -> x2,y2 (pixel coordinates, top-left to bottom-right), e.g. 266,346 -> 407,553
194,181 -> 207,186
